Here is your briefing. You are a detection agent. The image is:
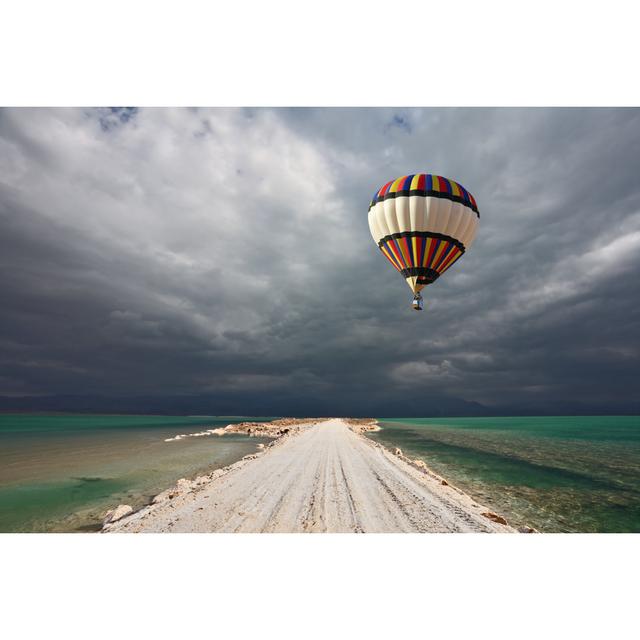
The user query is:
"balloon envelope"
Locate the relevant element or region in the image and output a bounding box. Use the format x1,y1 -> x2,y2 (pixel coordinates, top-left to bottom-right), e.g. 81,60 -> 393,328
368,174 -> 479,295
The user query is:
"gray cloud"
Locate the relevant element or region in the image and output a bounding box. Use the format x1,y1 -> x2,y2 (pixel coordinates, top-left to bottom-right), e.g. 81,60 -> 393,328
0,107 -> 639,415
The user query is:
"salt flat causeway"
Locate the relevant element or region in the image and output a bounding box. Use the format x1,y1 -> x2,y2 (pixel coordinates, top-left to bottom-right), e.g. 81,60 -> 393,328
105,419 -> 512,533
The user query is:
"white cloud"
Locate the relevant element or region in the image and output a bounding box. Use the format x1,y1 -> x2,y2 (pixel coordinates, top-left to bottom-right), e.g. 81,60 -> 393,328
1,108 -> 361,340
390,360 -> 458,385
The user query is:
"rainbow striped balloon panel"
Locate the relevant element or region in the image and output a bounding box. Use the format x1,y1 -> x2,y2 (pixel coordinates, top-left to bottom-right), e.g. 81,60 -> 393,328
369,173 -> 478,215
379,233 -> 464,285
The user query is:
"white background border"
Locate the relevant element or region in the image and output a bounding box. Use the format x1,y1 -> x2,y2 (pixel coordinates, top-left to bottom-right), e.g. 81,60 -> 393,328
1,1 -> 639,637
2,0 -> 640,106
2,534 -> 638,639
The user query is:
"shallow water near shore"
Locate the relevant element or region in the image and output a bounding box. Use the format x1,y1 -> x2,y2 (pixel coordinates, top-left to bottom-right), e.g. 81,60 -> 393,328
0,414 -> 272,532
367,416 -> 640,532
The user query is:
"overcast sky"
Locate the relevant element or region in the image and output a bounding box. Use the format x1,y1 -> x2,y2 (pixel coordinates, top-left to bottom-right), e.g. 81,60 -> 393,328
0,107 -> 639,415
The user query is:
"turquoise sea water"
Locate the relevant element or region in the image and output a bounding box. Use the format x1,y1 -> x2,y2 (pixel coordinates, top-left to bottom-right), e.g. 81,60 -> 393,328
367,416 -> 640,532
0,414 -> 273,532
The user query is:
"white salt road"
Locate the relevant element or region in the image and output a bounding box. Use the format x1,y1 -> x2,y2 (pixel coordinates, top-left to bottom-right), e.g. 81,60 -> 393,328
107,419 -> 513,533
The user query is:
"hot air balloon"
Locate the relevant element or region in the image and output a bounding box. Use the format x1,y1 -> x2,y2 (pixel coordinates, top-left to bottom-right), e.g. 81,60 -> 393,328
368,174 -> 479,310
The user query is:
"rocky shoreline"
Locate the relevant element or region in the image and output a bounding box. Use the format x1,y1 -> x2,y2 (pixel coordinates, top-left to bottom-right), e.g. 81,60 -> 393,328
104,418 -> 318,527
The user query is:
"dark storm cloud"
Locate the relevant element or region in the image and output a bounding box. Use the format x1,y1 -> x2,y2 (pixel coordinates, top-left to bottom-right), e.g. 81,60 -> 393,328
0,107 -> 639,415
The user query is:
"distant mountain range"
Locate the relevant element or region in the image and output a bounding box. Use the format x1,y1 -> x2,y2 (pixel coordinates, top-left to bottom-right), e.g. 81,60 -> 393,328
0,394 -> 637,417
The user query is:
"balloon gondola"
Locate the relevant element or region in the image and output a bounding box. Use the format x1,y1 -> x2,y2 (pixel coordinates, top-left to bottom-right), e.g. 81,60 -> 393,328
368,174 -> 479,310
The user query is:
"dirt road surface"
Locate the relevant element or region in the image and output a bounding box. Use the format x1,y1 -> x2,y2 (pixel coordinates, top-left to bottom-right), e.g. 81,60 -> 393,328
106,419 -> 513,533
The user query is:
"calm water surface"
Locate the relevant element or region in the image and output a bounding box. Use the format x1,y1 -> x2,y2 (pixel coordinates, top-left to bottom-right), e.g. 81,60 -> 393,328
0,414 -> 273,532
367,416 -> 640,533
